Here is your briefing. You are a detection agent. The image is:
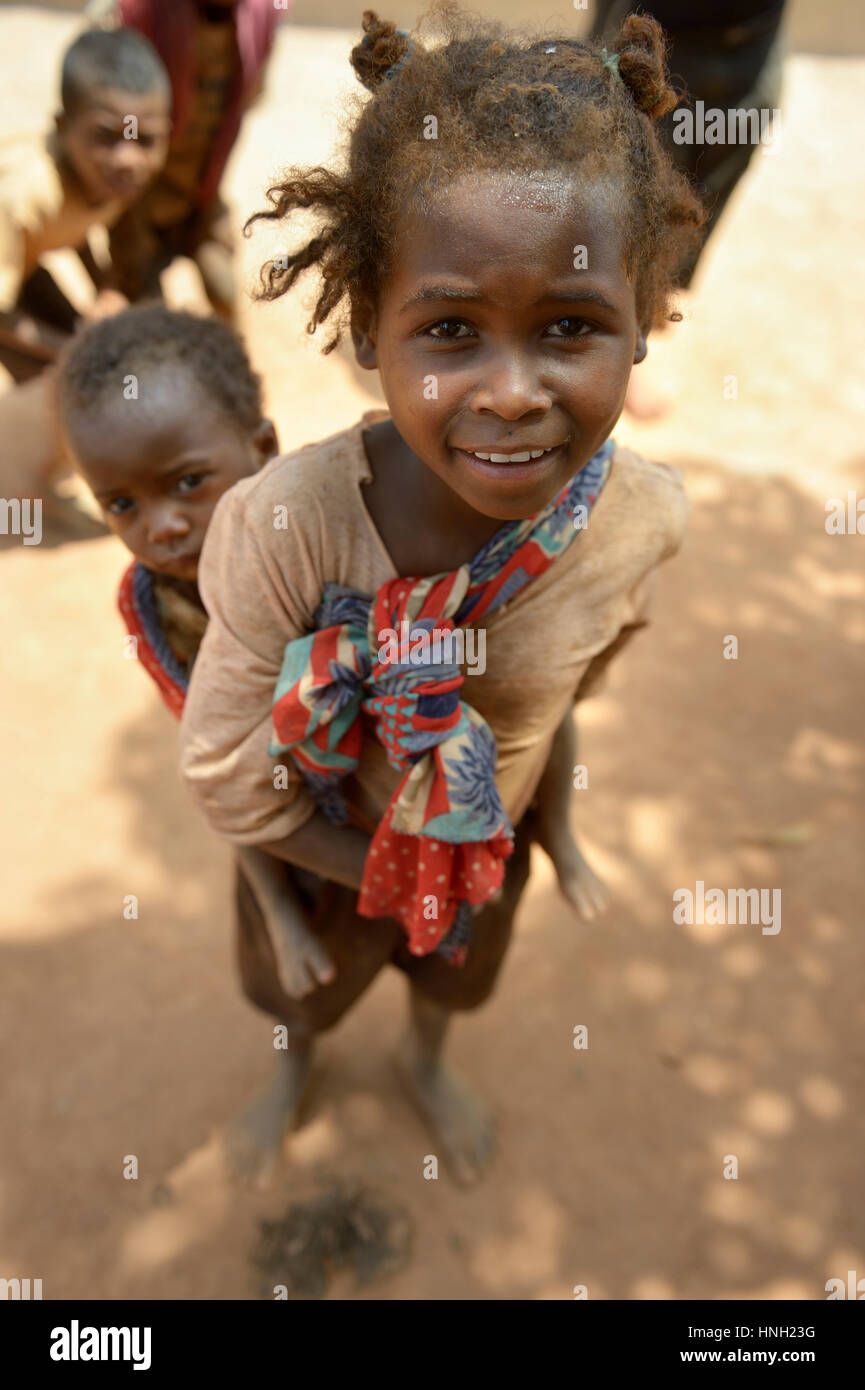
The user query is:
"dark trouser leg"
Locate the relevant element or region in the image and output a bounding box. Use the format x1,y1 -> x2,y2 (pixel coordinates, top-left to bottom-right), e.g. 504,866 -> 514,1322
592,1 -> 788,286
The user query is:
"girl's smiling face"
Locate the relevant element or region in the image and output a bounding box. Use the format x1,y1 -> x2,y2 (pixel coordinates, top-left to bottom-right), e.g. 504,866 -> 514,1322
354,169 -> 646,522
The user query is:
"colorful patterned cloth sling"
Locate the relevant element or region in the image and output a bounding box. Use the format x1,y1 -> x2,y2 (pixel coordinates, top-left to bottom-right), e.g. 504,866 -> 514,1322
270,440 -> 614,965
118,561 -> 192,720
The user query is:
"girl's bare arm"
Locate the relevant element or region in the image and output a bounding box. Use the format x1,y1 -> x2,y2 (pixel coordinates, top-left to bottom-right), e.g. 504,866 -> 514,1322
256,812 -> 371,892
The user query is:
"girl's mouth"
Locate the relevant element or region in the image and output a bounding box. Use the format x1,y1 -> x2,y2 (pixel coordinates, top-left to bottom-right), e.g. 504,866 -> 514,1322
453,443 -> 567,482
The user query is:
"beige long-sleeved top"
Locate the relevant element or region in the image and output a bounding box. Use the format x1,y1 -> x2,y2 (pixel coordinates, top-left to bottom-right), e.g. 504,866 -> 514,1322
179,412 -> 688,846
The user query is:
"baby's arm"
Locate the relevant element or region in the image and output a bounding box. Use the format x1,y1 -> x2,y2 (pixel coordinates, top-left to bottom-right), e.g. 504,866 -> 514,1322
178,480 -> 379,970
237,813 -> 380,998
234,844 -> 337,1000
532,712 -> 609,921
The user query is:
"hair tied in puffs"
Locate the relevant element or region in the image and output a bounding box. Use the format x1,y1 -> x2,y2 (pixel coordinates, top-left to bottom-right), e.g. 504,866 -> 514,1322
600,46 -> 622,81
359,29 -> 415,88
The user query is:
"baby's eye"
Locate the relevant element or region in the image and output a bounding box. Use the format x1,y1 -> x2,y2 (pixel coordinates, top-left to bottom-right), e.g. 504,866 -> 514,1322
106,496 -> 135,517
176,473 -> 207,493
423,319 -> 475,340
547,317 -> 592,339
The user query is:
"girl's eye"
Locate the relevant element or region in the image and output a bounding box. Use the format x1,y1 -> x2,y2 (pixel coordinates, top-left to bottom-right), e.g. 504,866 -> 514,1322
547,317 -> 592,339
106,497 -> 135,517
423,319 -> 475,340
177,473 -> 207,493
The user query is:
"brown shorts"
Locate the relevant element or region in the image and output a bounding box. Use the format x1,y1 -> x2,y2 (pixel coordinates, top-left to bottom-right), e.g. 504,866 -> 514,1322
234,815 -> 535,1037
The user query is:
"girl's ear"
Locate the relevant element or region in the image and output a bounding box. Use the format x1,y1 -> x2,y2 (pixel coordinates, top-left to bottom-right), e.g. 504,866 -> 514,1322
350,300 -> 378,370
633,327 -> 648,365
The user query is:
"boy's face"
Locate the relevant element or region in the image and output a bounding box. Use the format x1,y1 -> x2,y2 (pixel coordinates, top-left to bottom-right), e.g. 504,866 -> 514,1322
57,86 -> 171,206
353,169 -> 646,522
64,373 -> 278,582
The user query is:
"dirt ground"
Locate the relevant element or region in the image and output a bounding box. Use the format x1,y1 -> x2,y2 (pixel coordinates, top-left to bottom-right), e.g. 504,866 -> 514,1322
1,4 -> 863,1301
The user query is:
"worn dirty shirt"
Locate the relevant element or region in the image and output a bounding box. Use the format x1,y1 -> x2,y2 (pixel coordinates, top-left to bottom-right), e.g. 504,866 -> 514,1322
179,412 -> 688,847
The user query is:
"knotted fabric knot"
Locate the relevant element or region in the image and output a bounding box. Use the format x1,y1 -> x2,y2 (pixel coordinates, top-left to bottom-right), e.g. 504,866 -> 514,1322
269,440 -> 614,963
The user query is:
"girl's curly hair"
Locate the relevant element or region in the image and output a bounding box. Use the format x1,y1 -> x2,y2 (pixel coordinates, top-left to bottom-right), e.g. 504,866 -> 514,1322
246,5 -> 706,351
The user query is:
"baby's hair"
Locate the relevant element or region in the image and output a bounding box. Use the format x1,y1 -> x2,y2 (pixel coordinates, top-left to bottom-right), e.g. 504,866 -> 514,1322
61,28 -> 170,116
57,304 -> 263,433
246,5 -> 706,351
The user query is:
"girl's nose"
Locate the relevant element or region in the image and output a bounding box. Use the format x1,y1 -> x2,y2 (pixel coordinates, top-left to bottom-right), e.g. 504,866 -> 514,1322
145,506 -> 190,546
469,355 -> 553,419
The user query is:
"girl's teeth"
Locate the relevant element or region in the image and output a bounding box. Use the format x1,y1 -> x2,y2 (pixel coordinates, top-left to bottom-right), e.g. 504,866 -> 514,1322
469,447 -> 553,463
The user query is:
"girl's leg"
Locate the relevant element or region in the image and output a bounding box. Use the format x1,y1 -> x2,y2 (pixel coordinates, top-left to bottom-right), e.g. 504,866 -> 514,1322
224,1033 -> 315,1189
226,859 -> 317,1186
396,987 -> 495,1187
394,814 -> 534,1185
227,864 -> 402,1186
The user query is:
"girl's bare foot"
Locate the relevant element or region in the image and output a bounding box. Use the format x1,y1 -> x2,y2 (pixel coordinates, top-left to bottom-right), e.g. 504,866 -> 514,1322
394,1043 -> 496,1187
224,1042 -> 313,1190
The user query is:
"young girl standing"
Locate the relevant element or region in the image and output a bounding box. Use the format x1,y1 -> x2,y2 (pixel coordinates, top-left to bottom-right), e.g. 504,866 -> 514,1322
179,8 -> 703,1186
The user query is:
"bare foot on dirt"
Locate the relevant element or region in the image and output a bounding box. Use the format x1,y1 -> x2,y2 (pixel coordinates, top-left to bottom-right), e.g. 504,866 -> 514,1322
223,1045 -> 312,1190
394,1048 -> 496,1187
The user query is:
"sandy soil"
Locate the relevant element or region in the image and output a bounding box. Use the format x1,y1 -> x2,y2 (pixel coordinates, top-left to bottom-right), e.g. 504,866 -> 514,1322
0,5 -> 863,1300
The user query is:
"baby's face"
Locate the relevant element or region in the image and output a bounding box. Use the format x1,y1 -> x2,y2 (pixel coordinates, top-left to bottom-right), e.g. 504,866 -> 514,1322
356,169 -> 645,522
65,373 -> 277,582
58,85 -> 171,207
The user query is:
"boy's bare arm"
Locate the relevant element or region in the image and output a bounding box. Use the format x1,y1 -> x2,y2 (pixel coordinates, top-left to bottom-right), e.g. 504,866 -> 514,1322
0,310 -> 61,364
